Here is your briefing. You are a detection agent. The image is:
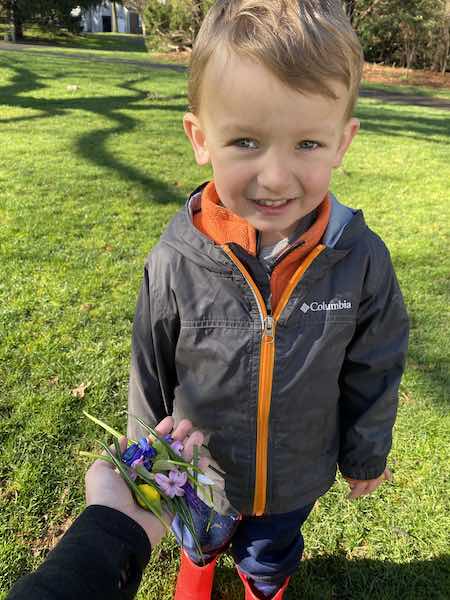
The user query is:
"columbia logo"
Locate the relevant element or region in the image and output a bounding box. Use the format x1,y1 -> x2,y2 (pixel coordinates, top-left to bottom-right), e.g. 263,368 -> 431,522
301,300 -> 352,313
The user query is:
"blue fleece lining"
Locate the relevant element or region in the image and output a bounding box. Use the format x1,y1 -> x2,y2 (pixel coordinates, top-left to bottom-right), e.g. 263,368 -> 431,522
323,194 -> 356,248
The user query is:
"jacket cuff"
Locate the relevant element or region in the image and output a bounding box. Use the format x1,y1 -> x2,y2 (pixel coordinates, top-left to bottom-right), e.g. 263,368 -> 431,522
8,505 -> 152,600
338,458 -> 387,481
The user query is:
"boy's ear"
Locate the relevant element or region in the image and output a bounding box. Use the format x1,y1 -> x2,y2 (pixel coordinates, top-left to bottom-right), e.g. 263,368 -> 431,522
183,113 -> 210,165
333,118 -> 360,168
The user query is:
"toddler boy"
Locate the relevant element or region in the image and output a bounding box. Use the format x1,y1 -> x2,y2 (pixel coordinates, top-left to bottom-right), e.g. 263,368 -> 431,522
128,1 -> 409,598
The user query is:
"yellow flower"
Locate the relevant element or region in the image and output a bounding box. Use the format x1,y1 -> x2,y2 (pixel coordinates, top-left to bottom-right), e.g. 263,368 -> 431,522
136,483 -> 161,512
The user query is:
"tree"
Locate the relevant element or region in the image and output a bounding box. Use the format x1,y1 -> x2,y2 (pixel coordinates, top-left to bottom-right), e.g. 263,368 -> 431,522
352,0 -> 449,70
122,0 -> 148,36
0,0 -> 99,41
111,1 -> 118,32
432,0 -> 450,73
191,0 -> 204,37
342,0 -> 356,24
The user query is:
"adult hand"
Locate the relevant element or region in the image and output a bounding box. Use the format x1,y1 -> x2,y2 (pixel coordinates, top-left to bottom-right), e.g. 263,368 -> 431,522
85,417 -> 204,547
344,467 -> 392,500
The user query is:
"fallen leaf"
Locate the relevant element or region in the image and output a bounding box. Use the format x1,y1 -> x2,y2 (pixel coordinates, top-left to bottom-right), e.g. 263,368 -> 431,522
72,382 -> 89,398
48,376 -> 59,385
80,303 -> 94,312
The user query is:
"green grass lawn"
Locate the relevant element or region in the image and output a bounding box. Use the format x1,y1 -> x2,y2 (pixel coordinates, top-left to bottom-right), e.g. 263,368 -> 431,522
0,29 -> 177,62
0,25 -> 148,52
0,49 -> 449,600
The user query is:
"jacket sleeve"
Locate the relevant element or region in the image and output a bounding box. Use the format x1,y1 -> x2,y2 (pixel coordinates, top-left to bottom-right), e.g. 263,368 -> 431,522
127,257 -> 180,440
338,243 -> 409,481
6,506 -> 151,600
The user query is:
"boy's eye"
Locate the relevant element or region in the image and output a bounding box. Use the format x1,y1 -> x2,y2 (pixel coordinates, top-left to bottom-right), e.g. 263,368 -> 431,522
232,138 -> 259,149
298,140 -> 320,150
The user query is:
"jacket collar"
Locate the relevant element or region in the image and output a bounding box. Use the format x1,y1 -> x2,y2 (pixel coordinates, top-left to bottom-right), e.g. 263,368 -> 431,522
192,181 -> 331,256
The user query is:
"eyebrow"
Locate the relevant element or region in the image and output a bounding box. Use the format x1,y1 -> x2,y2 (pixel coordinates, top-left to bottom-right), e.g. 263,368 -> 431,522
219,124 -> 337,138
219,124 -> 261,137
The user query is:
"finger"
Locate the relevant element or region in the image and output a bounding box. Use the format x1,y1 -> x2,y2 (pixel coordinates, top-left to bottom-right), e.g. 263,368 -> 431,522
384,467 -> 393,482
353,479 -> 380,498
154,416 -> 174,438
348,482 -> 368,499
365,479 -> 382,495
182,431 -> 205,461
343,476 -> 358,485
198,456 -> 209,471
85,455 -> 112,485
113,436 -> 128,454
172,419 -> 193,441
101,436 -> 128,458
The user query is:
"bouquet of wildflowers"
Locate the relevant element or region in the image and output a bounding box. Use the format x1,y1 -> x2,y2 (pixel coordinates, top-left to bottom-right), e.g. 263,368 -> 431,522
82,411 -> 240,561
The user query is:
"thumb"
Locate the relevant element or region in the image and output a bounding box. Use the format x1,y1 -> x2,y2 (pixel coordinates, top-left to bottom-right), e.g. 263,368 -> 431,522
384,467 -> 393,482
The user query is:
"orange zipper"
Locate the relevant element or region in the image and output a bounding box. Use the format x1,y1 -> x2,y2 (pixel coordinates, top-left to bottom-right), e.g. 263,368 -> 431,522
222,243 -> 326,515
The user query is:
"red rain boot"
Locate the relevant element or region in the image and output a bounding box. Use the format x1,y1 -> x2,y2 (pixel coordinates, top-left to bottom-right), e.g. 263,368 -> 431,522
173,550 -> 217,600
237,569 -> 290,599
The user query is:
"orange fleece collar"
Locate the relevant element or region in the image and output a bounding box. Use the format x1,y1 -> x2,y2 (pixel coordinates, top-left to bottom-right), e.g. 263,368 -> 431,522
193,181 -> 330,255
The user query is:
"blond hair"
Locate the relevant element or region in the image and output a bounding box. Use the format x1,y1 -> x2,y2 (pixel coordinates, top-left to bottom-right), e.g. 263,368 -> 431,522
188,0 -> 364,120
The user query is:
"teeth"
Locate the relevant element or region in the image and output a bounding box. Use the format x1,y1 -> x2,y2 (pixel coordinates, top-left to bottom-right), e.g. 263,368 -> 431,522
254,198 -> 289,207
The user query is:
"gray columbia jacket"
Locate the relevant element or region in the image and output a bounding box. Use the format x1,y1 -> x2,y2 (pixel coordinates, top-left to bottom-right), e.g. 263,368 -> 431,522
128,186 -> 409,516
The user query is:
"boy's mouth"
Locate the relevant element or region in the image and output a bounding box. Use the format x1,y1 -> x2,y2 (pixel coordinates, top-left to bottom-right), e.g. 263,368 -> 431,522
251,197 -> 293,207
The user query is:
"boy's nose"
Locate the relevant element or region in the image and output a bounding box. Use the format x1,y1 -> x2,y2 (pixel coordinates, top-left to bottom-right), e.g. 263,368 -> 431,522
256,155 -> 295,197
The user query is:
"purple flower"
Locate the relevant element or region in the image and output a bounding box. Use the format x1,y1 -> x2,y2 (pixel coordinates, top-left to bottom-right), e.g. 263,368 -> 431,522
122,443 -> 143,467
154,469 -> 187,498
131,456 -> 145,470
143,458 -> 154,471
122,439 -> 156,472
171,440 -> 184,455
138,437 -> 157,460
162,434 -> 184,455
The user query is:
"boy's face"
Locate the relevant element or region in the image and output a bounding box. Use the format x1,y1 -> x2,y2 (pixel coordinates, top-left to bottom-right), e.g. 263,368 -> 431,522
184,50 -> 359,246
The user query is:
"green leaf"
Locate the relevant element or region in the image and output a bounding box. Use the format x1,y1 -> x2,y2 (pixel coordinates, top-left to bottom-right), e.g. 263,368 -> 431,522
83,411 -> 125,440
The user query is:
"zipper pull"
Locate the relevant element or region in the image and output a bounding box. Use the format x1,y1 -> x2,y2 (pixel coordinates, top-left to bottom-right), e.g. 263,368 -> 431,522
263,315 -> 275,340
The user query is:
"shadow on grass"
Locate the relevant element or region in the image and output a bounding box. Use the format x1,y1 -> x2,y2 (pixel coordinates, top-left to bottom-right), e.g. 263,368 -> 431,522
19,32 -> 148,53
0,54 -> 187,204
214,554 -> 450,599
2,52 -> 449,203
360,87 -> 450,110
356,103 -> 450,144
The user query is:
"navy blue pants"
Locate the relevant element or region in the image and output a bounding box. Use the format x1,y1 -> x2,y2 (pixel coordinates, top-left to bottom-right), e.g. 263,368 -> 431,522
177,502 -> 315,598
230,503 -> 315,597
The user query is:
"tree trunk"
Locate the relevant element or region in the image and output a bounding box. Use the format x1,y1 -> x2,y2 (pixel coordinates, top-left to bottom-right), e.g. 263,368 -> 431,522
431,16 -> 450,72
441,28 -> 450,73
192,0 -> 204,39
111,2 -> 118,33
13,6 -> 23,41
140,15 -> 146,37
343,0 -> 356,24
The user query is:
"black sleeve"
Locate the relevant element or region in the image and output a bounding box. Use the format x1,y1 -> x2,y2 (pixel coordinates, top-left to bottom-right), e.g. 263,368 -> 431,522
7,506 -> 151,600
338,245 -> 409,480
127,258 -> 180,440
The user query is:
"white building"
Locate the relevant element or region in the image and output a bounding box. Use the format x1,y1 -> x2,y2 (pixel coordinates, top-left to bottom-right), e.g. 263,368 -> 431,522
79,3 -> 141,34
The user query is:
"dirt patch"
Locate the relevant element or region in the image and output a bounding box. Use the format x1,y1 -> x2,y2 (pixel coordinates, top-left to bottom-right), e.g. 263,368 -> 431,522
151,50 -> 192,65
33,516 -> 75,557
363,63 -> 450,90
